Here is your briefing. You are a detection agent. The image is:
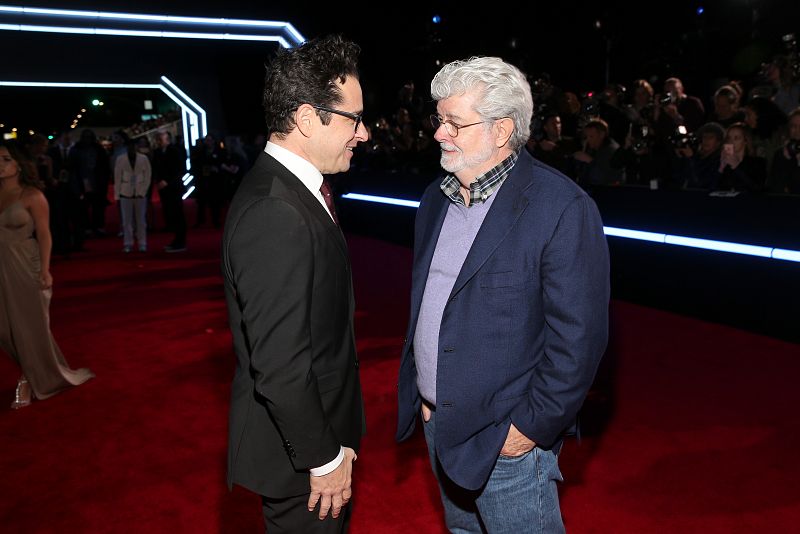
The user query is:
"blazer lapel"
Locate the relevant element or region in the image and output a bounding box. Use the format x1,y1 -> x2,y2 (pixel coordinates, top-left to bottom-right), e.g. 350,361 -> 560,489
448,159 -> 533,299
259,153 -> 349,262
409,191 -> 449,319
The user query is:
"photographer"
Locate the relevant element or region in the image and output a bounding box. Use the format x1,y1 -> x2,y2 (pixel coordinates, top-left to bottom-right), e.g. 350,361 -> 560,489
573,118 -> 624,185
654,77 -> 706,138
527,113 -> 578,176
716,123 -> 766,192
672,122 -> 724,190
770,108 -> 800,194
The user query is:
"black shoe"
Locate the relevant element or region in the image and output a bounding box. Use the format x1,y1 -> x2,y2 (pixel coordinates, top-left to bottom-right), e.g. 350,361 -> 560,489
164,245 -> 187,253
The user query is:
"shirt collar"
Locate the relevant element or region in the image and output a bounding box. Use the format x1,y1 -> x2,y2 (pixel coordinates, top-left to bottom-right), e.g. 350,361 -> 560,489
440,150 -> 520,206
265,141 -> 324,194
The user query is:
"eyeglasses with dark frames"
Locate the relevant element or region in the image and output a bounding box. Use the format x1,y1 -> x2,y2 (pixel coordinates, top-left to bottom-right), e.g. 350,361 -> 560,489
430,114 -> 486,137
312,104 -> 363,133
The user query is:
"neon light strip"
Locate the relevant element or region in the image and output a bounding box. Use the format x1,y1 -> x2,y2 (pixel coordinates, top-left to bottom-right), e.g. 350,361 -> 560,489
340,194 -> 800,263
0,79 -> 198,172
341,193 -> 421,208
161,76 -> 207,138
1,23 -> 289,44
182,185 -> 196,200
0,5 -> 304,46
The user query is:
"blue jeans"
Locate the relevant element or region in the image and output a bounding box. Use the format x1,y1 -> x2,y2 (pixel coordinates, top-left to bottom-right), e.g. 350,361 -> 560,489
422,408 -> 565,534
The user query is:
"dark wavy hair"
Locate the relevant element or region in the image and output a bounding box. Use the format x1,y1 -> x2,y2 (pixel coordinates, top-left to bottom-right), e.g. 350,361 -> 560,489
0,140 -> 43,190
262,34 -> 360,138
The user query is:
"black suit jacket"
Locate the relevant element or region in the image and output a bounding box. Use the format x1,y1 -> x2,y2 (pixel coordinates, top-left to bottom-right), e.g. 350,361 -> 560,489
222,152 -> 364,498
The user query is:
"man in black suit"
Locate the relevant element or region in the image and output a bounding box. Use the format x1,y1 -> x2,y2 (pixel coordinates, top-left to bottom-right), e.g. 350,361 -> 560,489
152,131 -> 187,252
221,35 -> 367,533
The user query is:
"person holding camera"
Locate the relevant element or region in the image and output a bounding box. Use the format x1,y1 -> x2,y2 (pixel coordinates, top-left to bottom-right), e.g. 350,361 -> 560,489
770,108 -> 800,194
655,78 -> 706,132
527,113 -> 578,176
573,118 -> 624,185
716,123 -> 766,192
672,122 -> 724,189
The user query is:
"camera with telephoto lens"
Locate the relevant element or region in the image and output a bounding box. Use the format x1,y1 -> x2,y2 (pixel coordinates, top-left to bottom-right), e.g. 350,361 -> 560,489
670,125 -> 696,149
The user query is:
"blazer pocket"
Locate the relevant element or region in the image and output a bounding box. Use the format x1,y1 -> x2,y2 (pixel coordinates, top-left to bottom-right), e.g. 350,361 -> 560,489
316,369 -> 342,395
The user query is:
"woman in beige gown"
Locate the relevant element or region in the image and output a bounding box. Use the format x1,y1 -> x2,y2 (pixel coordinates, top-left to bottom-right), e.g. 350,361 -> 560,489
0,142 -> 94,409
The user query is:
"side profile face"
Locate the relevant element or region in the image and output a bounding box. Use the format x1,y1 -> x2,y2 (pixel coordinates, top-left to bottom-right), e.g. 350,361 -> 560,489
433,88 -> 499,184
664,79 -> 684,99
0,146 -> 20,182
308,76 -> 368,175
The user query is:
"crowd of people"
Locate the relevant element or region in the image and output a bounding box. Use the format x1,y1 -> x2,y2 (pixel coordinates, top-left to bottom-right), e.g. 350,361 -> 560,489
8,126 -> 275,257
346,56 -> 800,196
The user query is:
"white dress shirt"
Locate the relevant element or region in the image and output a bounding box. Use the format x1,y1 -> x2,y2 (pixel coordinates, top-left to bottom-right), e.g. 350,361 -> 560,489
264,142 -> 335,222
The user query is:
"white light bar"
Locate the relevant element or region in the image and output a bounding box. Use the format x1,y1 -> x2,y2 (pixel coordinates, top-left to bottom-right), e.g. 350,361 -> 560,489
340,196 -> 800,263
0,78 -> 201,174
161,76 -> 207,139
182,185 -> 196,200
0,4 -> 305,46
182,174 -> 194,186
341,193 -> 421,208
0,81 -> 159,89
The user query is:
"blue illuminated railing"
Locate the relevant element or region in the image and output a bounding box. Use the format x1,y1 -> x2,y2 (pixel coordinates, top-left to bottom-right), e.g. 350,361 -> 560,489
340,193 -> 800,263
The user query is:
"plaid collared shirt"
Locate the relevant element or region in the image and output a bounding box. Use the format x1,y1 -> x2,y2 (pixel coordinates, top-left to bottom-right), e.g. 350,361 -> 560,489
439,150 -> 520,206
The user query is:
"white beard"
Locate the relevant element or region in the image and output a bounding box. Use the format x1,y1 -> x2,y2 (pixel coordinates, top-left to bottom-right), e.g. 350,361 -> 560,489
439,140 -> 496,175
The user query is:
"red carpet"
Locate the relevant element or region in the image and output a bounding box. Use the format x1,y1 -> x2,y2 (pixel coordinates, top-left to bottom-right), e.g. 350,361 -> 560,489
1,224 -> 798,533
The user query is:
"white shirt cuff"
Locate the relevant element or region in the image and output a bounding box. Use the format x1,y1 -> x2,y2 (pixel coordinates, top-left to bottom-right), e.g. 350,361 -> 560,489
309,446 -> 344,476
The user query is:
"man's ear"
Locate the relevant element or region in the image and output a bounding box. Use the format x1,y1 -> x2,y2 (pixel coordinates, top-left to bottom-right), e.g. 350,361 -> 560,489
495,117 -> 514,148
294,104 -> 317,138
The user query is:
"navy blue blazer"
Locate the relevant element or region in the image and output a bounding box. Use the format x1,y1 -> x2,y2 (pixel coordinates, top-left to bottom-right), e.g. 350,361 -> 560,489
396,149 -> 610,491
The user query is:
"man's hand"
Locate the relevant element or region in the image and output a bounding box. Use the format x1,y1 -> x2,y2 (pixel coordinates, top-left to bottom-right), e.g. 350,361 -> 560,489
308,447 -> 357,520
421,403 -> 432,422
500,423 -> 536,457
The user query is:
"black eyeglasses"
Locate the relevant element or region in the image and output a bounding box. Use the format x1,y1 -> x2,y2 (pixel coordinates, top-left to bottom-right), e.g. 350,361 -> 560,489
430,114 -> 485,137
312,105 -> 363,133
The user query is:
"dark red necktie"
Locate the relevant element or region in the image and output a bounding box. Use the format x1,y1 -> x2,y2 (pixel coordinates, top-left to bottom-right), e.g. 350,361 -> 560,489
320,179 -> 339,225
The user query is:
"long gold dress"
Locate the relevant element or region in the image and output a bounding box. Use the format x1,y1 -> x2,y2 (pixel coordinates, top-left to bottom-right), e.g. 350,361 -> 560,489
0,200 -> 94,399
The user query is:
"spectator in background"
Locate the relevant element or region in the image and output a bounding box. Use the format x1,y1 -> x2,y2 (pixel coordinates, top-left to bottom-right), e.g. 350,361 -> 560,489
710,84 -> 746,128
655,77 -> 706,135
221,135 -> 249,197
29,134 -> 69,255
717,122 -> 766,192
770,108 -> 800,194
114,139 -> 152,252
598,83 -> 631,145
574,118 -> 624,185
68,129 -> 111,239
744,97 -> 787,180
191,134 -> 222,228
527,113 -> 578,175
153,131 -> 187,252
673,122 -> 724,190
766,56 -> 800,116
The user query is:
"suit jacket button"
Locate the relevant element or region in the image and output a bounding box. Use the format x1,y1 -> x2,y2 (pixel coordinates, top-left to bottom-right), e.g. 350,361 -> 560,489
443,348 -> 454,353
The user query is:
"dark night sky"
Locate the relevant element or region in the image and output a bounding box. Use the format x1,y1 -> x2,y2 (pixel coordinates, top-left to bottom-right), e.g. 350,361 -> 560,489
3,0 -> 800,135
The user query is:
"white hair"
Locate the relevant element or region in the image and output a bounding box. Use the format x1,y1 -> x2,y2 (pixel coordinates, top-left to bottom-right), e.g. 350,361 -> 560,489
431,56 -> 533,151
